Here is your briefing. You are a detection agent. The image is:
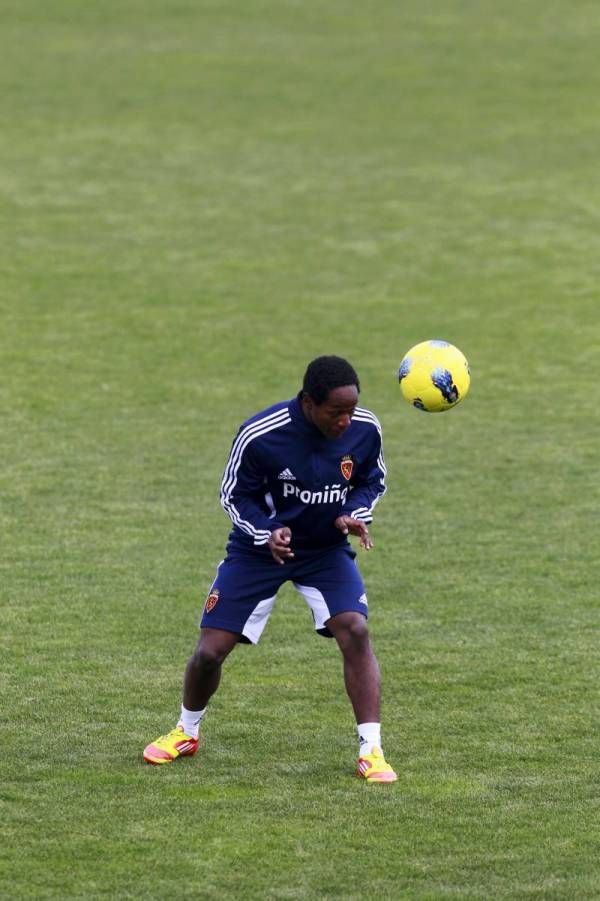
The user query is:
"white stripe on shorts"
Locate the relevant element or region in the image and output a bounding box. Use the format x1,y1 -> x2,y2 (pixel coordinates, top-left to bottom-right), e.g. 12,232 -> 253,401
292,583 -> 331,632
241,594 -> 277,644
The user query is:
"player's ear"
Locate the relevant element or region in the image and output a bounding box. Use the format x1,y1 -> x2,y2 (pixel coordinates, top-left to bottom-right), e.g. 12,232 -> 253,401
302,391 -> 315,411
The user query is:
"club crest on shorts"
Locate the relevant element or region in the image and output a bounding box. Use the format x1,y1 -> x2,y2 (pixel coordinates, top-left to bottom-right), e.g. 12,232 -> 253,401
340,454 -> 354,481
205,588 -> 219,613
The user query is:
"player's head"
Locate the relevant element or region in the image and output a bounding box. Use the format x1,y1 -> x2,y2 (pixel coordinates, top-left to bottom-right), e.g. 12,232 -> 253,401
301,355 -> 360,440
302,356 -> 360,404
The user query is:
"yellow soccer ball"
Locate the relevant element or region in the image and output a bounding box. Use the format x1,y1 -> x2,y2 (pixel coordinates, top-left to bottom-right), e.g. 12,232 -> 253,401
398,340 -> 470,412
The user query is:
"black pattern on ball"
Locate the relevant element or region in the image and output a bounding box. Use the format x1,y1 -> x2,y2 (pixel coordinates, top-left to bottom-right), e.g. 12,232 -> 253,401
431,367 -> 459,404
398,358 -> 412,382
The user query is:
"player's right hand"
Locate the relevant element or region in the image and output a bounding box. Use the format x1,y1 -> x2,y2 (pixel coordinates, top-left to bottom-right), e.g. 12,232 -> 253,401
268,527 -> 294,565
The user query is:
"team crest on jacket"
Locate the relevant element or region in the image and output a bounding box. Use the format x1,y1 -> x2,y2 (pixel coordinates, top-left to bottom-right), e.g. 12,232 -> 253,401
205,588 -> 219,613
340,454 -> 354,481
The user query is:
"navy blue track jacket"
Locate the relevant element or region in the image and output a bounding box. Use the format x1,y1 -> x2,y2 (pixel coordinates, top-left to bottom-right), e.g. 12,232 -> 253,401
220,394 -> 386,554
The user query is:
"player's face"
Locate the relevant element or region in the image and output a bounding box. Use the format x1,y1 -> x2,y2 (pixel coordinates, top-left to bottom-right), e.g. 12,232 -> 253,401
304,385 -> 358,439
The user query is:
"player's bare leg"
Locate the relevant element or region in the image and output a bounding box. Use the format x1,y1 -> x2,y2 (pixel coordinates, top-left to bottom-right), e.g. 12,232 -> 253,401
327,611 -> 380,722
327,611 -> 397,783
183,627 -> 240,710
143,627 -> 239,765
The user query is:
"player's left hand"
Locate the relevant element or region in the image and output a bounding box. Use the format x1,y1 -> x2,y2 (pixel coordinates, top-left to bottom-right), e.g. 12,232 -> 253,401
334,515 -> 373,550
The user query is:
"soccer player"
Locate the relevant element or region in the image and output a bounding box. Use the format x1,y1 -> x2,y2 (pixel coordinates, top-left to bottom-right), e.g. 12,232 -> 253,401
143,355 -> 397,783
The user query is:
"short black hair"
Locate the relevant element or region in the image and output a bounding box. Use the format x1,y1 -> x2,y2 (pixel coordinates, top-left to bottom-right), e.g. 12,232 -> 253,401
301,355 -> 360,406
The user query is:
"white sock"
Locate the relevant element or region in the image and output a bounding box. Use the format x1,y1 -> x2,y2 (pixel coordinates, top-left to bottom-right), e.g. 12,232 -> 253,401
357,722 -> 382,756
177,705 -> 206,739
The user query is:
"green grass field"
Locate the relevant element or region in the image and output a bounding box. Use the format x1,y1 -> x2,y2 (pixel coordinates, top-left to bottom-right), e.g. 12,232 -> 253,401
2,1 -> 600,897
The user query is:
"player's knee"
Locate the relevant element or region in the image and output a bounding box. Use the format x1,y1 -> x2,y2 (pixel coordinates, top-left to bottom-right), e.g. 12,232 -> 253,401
333,614 -> 370,654
190,644 -> 227,674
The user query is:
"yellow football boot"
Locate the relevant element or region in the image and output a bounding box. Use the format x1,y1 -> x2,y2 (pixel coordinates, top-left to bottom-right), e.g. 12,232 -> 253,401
357,746 -> 398,783
143,726 -> 199,765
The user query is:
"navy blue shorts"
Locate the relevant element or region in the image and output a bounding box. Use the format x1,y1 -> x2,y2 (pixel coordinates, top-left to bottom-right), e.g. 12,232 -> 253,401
200,544 -> 368,643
